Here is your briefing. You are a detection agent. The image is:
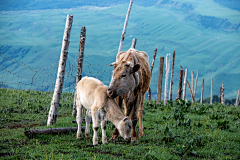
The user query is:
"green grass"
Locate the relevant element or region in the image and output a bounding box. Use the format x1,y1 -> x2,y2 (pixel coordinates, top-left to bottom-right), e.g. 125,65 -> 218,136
1,88 -> 240,159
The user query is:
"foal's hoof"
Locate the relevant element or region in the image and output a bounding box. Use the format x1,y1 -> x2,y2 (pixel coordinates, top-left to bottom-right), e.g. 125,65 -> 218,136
93,144 -> 98,147
104,143 -> 108,145
77,133 -> 82,139
85,133 -> 90,139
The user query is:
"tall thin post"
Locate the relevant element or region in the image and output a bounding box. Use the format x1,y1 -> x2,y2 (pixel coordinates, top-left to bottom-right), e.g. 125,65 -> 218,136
182,69 -> 188,100
164,53 -> 171,105
193,71 -> 198,102
118,0 -> 133,54
169,50 -> 175,100
200,78 -> 204,104
221,81 -> 225,105
131,38 -> 137,48
156,57 -> 164,104
176,69 -> 183,100
72,26 -> 86,116
219,87 -> 222,103
210,77 -> 213,104
191,71 -> 194,102
148,48 -> 157,104
47,15 -> 73,126
235,90 -> 240,106
180,65 -> 194,102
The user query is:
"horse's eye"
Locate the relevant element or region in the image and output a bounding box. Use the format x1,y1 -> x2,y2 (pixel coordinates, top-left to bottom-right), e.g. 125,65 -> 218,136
121,75 -> 126,78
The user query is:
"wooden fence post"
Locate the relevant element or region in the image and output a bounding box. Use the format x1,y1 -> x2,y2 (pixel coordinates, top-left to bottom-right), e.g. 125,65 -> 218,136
200,78 -> 204,104
176,69 -> 183,100
169,50 -> 175,100
117,0 -> 133,54
72,26 -> 86,117
219,87 -> 222,103
164,53 -> 171,105
191,71 -> 194,102
235,90 -> 240,106
131,38 -> 137,48
193,71 -> 198,102
47,15 -> 73,126
182,68 -> 188,100
148,48 -> 157,104
210,77 -> 213,104
148,49 -> 157,104
156,57 -> 164,104
221,81 -> 225,105
180,65 -> 194,102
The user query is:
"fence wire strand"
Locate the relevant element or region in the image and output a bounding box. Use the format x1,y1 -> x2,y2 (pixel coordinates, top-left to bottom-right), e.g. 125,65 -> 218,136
0,52 -> 236,127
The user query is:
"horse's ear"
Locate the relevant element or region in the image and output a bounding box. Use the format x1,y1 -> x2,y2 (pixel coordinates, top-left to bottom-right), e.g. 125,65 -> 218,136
130,64 -> 140,74
110,62 -> 119,66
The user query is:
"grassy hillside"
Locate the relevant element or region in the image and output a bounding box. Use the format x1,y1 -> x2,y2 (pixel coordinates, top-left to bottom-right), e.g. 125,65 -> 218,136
0,1 -> 240,99
0,88 -> 239,159
0,0 -> 159,11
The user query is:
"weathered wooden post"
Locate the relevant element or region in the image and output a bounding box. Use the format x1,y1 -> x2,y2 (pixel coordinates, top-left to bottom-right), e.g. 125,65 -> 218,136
191,71 -> 194,102
131,38 -> 137,48
235,90 -> 240,106
219,87 -> 222,103
169,50 -> 175,100
182,68 -> 188,100
156,57 -> 164,104
193,71 -> 199,102
164,53 -> 171,105
221,81 -> 225,105
112,0 -> 133,109
210,77 -> 213,104
117,0 -> 133,54
200,78 -> 204,104
176,69 -> 183,100
148,48 -> 157,104
180,65 -> 194,102
47,15 -> 73,126
72,26 -> 86,116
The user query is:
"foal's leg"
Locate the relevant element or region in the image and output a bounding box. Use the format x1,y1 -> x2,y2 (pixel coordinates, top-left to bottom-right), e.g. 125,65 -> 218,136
101,120 -> 108,145
85,109 -> 91,138
76,101 -> 83,139
91,108 -> 99,146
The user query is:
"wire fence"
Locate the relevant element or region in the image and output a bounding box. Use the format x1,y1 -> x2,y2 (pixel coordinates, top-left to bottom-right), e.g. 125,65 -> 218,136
0,51 -> 237,127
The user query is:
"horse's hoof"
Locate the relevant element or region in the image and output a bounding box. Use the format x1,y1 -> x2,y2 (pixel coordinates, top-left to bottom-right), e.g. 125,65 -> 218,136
131,136 -> 137,143
93,144 -> 98,147
139,131 -> 145,137
109,137 -> 118,141
131,140 -> 136,144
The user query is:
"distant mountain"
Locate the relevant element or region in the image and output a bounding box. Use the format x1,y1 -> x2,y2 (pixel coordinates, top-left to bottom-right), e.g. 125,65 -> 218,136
0,0 -> 239,99
0,0 -> 159,11
213,0 -> 240,12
